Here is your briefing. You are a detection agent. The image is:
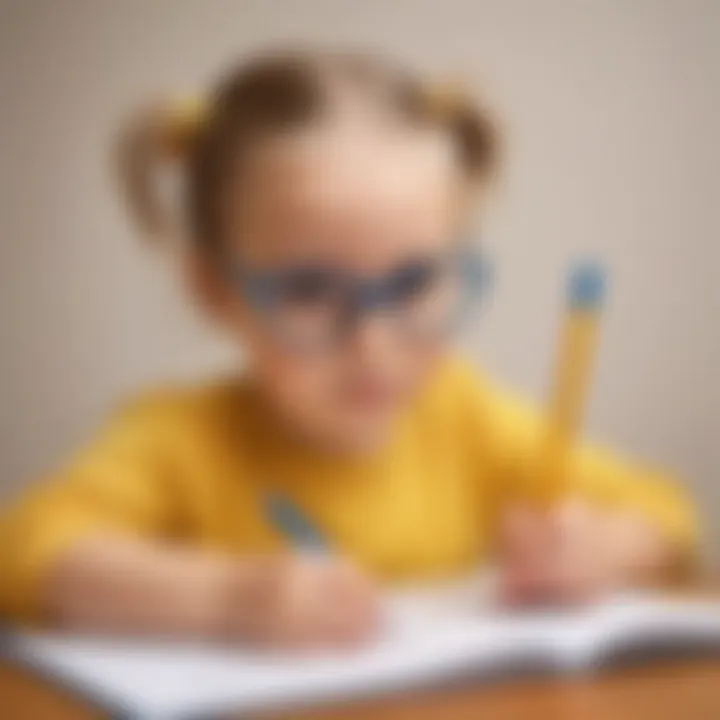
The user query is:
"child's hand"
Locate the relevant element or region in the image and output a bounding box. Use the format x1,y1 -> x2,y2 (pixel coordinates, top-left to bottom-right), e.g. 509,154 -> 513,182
227,556 -> 380,649
498,499 -> 671,606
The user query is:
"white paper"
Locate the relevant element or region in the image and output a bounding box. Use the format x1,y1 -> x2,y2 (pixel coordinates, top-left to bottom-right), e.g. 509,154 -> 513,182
12,586 -> 720,719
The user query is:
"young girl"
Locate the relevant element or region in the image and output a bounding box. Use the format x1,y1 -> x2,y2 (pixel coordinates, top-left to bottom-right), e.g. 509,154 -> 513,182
0,49 -> 698,648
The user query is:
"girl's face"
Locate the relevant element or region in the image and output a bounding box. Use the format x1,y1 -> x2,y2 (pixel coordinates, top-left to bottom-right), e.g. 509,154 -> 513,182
201,124 -> 473,452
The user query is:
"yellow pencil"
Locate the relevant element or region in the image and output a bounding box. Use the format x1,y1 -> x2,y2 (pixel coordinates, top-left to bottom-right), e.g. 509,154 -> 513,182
536,263 -> 606,503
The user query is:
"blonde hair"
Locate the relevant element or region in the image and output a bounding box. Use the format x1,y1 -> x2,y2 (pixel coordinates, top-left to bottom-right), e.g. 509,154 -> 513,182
117,49 -> 499,247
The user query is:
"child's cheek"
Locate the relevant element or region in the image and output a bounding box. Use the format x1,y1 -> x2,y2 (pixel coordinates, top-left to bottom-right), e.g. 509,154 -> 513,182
255,349 -> 343,425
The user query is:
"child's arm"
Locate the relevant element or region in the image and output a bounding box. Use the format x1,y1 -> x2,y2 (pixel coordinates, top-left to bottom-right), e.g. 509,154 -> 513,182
39,536 -> 376,645
42,535 -> 243,637
0,398 -> 377,645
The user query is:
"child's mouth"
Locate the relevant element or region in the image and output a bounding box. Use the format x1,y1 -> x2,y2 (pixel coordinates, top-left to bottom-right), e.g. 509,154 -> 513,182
341,377 -> 398,412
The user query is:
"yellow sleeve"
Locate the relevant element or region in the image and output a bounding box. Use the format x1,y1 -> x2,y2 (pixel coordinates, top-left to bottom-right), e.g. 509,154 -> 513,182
0,394 -> 184,624
451,359 -> 700,558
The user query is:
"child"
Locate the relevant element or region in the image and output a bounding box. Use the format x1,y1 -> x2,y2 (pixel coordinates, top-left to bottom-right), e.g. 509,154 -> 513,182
0,49 -> 698,649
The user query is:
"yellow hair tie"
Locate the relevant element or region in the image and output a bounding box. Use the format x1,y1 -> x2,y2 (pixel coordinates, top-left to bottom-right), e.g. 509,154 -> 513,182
424,81 -> 468,120
163,97 -> 206,158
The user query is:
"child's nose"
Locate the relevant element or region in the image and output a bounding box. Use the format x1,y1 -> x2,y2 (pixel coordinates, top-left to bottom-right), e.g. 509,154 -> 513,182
345,311 -> 399,359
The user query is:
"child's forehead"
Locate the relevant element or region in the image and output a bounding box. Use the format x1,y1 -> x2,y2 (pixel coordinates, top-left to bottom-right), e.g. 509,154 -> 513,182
234,126 -> 462,266
258,122 -> 457,188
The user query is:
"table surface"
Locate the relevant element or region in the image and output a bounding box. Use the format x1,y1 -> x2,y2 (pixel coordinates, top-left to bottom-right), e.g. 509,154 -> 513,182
3,654 -> 720,720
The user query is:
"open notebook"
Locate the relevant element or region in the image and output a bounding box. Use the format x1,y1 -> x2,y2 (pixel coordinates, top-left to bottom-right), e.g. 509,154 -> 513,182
8,579 -> 720,720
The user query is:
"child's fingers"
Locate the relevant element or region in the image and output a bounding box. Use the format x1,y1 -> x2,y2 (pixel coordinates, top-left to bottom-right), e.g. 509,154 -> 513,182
315,603 -> 377,648
541,500 -> 616,602
263,557 -> 378,649
498,567 -> 544,606
500,499 -> 612,606
497,503 -> 560,605
500,505 -> 554,565
500,544 -> 568,607
501,505 -> 545,545
313,561 -> 380,646
551,498 -> 597,548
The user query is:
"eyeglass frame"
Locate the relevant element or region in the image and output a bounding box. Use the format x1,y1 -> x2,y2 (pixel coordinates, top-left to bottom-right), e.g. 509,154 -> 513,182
213,241 -> 493,352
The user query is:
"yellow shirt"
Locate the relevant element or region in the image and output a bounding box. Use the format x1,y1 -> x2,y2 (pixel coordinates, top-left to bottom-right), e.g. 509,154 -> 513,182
0,357 -> 698,623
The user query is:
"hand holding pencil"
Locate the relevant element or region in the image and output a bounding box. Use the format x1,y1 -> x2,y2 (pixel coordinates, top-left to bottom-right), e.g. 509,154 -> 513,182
235,493 -> 381,649
498,263 -> 675,605
223,552 -> 379,648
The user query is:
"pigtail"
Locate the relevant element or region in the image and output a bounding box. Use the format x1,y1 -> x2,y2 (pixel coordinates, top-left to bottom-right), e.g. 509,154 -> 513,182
423,83 -> 500,185
115,98 -> 204,242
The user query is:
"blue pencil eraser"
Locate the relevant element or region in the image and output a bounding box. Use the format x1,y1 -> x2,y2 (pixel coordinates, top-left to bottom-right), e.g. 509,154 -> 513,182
568,262 -> 606,310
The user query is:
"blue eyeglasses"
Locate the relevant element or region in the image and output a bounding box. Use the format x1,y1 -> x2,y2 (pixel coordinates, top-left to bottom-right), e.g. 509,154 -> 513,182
219,244 -> 491,352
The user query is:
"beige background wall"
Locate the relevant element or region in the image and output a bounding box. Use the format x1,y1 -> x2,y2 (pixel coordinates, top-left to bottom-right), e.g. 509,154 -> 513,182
1,1 -> 718,557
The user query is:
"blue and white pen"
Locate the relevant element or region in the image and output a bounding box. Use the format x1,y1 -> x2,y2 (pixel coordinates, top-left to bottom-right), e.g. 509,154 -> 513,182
264,492 -> 328,554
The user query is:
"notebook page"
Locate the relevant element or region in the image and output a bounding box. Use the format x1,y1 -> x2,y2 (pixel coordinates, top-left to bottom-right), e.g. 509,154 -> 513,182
18,579 -> 715,719
12,620 -> 538,718
549,595 -> 720,669
13,584 -> 583,719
